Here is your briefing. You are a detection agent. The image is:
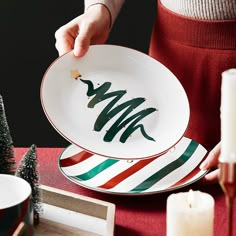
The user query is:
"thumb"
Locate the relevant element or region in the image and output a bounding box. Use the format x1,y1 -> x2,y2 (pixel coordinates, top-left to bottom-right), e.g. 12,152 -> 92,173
200,142 -> 221,170
73,24 -> 91,57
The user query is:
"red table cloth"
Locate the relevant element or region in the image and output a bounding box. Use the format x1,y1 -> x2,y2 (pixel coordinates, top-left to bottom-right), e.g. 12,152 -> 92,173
14,147 -> 236,236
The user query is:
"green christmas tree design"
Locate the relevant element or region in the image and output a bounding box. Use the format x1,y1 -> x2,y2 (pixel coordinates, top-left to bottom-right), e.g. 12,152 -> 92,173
0,94 -> 15,174
15,144 -> 42,224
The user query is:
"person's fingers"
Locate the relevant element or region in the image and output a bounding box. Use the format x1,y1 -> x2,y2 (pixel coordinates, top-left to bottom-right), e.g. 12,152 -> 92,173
55,38 -> 73,56
55,27 -> 77,56
201,169 -> 219,184
73,24 -> 91,57
73,35 -> 90,57
200,142 -> 221,170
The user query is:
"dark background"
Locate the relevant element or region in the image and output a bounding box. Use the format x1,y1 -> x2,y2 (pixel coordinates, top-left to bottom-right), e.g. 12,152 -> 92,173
0,0 -> 156,147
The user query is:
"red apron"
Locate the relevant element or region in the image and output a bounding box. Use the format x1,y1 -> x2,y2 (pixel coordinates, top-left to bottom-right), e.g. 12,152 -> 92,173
149,0 -> 236,150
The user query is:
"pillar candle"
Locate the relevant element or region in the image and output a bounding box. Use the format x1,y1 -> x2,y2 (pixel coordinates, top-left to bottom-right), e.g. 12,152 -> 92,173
220,68 -> 236,163
166,190 -> 214,236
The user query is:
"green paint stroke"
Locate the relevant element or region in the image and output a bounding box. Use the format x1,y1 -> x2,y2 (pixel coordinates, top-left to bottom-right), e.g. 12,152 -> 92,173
129,140 -> 199,193
81,79 -> 157,143
74,158 -> 118,181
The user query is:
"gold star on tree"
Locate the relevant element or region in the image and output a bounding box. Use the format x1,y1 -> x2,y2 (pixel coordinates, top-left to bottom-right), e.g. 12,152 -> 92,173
70,69 -> 81,80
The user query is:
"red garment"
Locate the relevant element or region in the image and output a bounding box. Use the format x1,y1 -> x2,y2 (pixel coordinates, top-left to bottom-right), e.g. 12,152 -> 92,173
149,0 -> 236,151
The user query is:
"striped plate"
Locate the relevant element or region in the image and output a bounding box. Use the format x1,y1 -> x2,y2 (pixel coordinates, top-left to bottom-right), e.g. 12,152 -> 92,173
58,137 -> 208,195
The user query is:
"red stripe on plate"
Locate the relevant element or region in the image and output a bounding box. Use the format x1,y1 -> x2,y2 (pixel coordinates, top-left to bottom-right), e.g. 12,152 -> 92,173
170,166 -> 201,187
98,157 -> 157,189
60,151 -> 93,167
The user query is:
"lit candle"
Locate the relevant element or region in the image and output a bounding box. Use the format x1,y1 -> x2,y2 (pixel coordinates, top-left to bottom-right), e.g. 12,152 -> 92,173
166,190 -> 214,236
220,68 -> 236,163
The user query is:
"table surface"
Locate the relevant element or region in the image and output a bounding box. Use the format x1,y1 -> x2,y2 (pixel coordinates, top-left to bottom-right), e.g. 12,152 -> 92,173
14,147 -> 236,236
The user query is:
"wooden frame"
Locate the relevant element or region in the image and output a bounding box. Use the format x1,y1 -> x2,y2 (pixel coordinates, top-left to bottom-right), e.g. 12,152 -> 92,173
34,185 -> 116,236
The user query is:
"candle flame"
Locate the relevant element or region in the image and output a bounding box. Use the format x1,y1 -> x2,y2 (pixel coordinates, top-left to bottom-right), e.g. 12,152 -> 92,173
187,189 -> 194,208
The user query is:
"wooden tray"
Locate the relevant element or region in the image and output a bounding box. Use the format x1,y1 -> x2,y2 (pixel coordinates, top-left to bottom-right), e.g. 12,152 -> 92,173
34,185 -> 116,236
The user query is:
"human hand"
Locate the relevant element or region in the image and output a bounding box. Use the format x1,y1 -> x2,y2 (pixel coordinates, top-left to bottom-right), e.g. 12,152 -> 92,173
199,142 -> 221,184
55,4 -> 111,57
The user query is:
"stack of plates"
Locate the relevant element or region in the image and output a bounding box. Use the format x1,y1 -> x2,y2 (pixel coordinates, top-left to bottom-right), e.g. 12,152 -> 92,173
40,45 -> 207,195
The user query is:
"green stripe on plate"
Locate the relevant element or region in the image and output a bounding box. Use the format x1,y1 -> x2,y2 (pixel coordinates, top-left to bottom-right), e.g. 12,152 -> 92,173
75,158 -> 119,181
129,140 -> 199,193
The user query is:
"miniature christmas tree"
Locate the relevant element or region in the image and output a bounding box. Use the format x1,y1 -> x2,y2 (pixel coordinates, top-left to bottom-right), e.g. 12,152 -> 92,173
15,144 -> 42,224
0,94 -> 15,174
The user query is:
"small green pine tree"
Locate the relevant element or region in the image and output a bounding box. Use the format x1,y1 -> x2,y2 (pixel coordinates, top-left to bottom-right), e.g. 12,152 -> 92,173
15,144 -> 42,223
0,94 -> 15,174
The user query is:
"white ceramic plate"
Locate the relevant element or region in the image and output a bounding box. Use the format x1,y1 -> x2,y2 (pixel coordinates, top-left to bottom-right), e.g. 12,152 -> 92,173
58,137 -> 208,196
41,45 -> 190,159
